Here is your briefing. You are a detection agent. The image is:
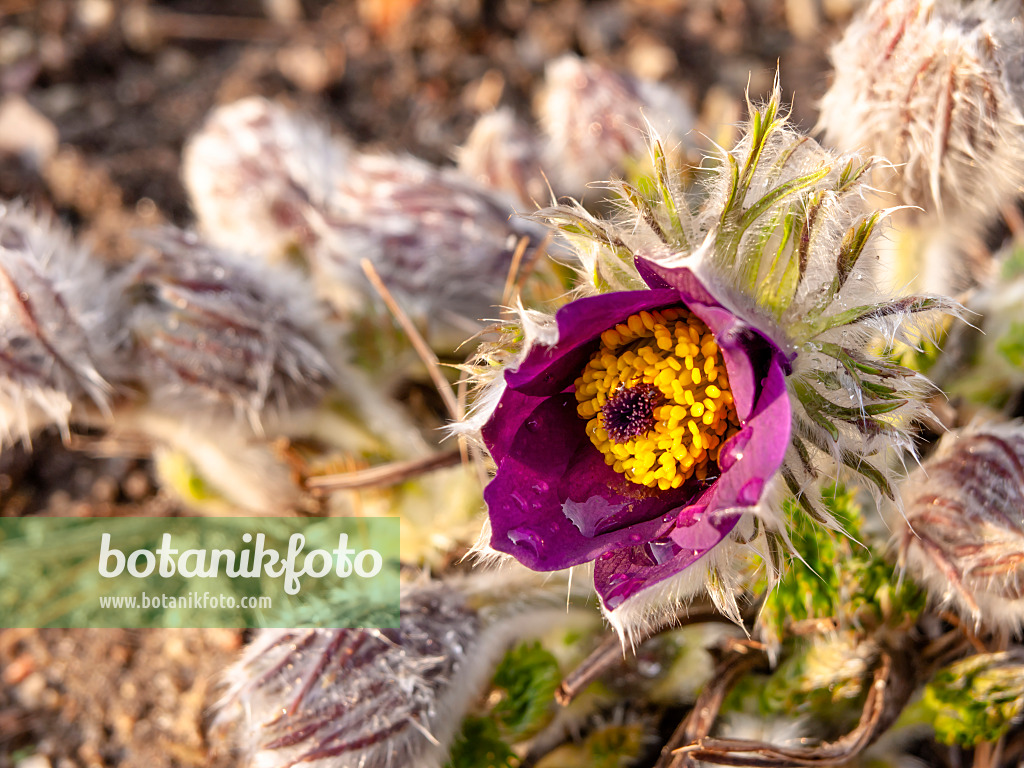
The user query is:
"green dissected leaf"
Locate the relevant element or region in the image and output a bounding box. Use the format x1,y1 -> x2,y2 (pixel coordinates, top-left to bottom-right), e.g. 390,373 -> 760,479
618,181 -> 669,245
757,207 -> 802,317
806,212 -> 881,319
652,140 -> 687,248
445,717 -> 518,768
923,653 -> 1024,747
791,416 -> 896,500
760,485 -> 924,639
492,641 -> 563,739
800,296 -> 944,337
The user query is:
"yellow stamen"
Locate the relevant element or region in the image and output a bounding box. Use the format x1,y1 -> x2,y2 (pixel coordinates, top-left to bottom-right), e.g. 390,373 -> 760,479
573,308 -> 741,489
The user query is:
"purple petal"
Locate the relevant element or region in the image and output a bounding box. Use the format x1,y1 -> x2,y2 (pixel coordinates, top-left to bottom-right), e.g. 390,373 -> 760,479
593,355 -> 791,609
635,258 -> 719,306
483,389 -> 703,571
506,289 -> 679,396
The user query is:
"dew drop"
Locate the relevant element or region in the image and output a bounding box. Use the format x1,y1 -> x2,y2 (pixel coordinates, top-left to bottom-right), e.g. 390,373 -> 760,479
532,481 -> 549,494
507,527 -> 541,556
737,478 -> 765,505
525,418 -> 541,432
719,427 -> 753,470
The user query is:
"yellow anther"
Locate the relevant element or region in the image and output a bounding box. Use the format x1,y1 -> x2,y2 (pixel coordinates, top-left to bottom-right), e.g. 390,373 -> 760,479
574,307 -> 741,489
601,329 -> 622,347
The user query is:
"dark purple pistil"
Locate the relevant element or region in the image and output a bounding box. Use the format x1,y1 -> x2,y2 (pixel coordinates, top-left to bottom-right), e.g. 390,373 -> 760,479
602,383 -> 660,443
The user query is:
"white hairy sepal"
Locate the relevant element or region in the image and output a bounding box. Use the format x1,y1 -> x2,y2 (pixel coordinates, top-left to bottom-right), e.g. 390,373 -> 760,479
0,203 -> 121,446
216,570 -> 588,768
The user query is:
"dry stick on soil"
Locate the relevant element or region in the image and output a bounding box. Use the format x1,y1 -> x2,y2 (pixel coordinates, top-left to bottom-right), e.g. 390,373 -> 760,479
556,600 -> 756,707
305,261 -> 467,495
667,641 -> 923,767
657,637 -> 767,768
513,231 -> 552,300
501,236 -> 530,309
360,258 -> 460,420
307,449 -> 462,492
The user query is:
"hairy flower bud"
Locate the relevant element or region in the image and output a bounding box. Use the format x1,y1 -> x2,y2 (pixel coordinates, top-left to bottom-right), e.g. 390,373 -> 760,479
538,55 -> 695,200
124,227 -> 334,429
182,96 -> 343,265
819,0 -> 1024,228
457,107 -> 548,209
896,422 -> 1024,632
0,203 -> 119,445
216,573 -> 582,768
184,97 -> 547,330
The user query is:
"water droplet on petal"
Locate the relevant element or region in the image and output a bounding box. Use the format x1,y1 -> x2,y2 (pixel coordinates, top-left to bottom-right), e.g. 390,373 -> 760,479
532,481 -> 549,494
507,527 -> 541,556
719,427 -> 753,470
525,418 -> 540,432
737,478 -> 765,505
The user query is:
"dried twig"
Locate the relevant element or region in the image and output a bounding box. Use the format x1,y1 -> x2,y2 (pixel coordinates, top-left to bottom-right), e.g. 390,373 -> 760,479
658,638 -> 768,768
306,449 -> 462,492
361,259 -> 460,420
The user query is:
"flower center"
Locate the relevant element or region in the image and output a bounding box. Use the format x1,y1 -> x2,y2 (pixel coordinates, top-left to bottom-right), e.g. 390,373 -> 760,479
573,307 -> 741,491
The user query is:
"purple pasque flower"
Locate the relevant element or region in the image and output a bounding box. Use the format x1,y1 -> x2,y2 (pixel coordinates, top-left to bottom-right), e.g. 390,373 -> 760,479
467,83 -> 954,639
482,261 -> 791,612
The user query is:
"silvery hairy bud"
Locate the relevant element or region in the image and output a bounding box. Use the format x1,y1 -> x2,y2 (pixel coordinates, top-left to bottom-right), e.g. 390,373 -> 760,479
820,0 -> 1024,228
124,227 -> 334,429
896,422 -> 1024,632
538,54 -> 695,201
0,202 -> 119,446
184,97 -> 547,330
216,572 -> 585,768
457,107 -> 548,209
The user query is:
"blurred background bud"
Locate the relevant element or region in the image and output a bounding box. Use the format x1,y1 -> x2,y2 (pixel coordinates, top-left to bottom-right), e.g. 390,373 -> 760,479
182,97 -> 343,268
184,97 -> 550,344
930,261 -> 1024,412
537,54 -> 695,202
0,202 -> 120,446
896,422 -> 1024,633
819,0 -> 1024,294
216,572 -> 586,768
456,107 -> 548,210
820,0 -> 1024,224
123,227 -> 334,429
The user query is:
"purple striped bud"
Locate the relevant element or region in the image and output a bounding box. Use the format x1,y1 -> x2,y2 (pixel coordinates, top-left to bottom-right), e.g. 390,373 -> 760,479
897,423 -> 1024,632
217,574 -> 578,768
820,0 -> 1024,230
538,55 -> 695,200
124,228 -> 334,428
0,203 -> 119,445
